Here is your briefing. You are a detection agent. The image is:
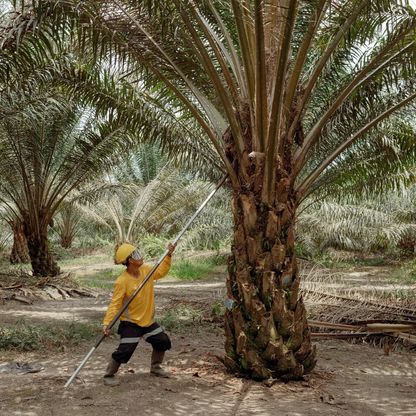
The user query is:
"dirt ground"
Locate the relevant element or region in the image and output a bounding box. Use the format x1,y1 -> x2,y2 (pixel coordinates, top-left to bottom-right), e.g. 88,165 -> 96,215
1,276 -> 416,416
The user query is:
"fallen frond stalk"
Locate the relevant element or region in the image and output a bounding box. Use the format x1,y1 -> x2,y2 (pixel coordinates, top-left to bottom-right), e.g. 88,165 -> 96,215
311,332 -> 378,339
366,323 -> 416,332
395,332 -> 416,344
309,320 -> 416,333
309,320 -> 416,344
303,289 -> 416,319
308,320 -> 358,330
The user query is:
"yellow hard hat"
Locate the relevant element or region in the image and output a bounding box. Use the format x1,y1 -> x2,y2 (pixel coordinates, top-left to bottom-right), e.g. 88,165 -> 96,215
114,243 -> 136,265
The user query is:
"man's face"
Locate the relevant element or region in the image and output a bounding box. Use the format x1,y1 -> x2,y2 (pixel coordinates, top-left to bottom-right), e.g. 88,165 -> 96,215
129,249 -> 144,267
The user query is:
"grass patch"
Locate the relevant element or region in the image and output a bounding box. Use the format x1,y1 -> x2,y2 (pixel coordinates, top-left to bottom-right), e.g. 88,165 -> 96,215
58,253 -> 111,268
389,260 -> 416,284
345,256 -> 388,267
75,254 -> 226,289
0,320 -> 100,352
75,268 -> 120,289
0,261 -> 32,274
211,299 -> 226,319
168,255 -> 226,281
309,253 -> 390,270
76,268 -> 121,289
159,304 -> 204,333
375,288 -> 416,301
159,298 -> 225,333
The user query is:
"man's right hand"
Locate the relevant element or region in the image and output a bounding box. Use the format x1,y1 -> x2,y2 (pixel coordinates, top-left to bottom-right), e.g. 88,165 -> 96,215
102,326 -> 111,336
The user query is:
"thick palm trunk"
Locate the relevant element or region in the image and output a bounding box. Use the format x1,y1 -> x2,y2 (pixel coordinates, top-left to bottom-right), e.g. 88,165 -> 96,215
224,137 -> 316,380
10,221 -> 30,264
24,226 -> 60,277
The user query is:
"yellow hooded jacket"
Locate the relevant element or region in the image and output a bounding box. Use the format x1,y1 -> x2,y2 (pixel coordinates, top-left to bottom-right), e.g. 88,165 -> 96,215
103,256 -> 171,327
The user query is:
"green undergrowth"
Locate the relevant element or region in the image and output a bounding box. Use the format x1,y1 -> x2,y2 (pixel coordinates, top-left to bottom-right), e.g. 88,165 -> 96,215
311,251 -> 416,285
168,254 -> 226,281
159,299 -> 225,334
74,254 -> 227,289
0,260 -> 31,273
310,253 -> 390,270
0,320 -> 100,352
75,268 -> 121,289
374,288 -> 416,302
389,260 -> 416,284
159,304 -> 204,333
58,252 -> 111,268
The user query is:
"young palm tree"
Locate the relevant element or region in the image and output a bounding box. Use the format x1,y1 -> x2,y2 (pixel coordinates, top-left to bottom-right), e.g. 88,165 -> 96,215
298,199 -> 416,254
179,186 -> 232,251
53,202 -> 83,249
79,164 -> 213,245
4,0 -> 416,379
297,116 -> 416,253
0,91 -> 135,276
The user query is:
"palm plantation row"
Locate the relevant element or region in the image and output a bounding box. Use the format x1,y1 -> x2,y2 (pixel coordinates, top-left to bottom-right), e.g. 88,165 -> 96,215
1,0 -> 416,380
0,100 -> 229,271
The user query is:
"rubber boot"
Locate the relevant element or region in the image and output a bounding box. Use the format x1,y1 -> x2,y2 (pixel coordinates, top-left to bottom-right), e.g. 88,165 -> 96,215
150,350 -> 170,378
103,358 -> 121,386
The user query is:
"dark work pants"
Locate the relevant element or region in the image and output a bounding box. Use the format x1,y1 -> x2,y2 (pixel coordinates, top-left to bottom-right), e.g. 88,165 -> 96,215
112,321 -> 171,364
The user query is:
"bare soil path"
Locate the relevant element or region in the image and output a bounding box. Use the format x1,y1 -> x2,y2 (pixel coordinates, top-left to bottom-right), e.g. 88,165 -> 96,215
1,276 -> 415,415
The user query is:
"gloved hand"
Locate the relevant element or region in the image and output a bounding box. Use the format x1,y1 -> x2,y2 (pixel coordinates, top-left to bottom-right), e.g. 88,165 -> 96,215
167,243 -> 176,256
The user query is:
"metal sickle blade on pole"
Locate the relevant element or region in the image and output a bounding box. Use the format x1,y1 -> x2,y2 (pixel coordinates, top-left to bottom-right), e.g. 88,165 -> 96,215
64,174 -> 228,389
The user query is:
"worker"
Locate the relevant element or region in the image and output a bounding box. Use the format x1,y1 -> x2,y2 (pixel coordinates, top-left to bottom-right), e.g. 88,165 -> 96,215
102,242 -> 176,386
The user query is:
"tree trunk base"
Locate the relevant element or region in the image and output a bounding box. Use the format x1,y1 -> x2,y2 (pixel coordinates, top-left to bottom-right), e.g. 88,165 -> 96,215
25,231 -> 60,277
10,222 -> 30,264
224,190 -> 316,380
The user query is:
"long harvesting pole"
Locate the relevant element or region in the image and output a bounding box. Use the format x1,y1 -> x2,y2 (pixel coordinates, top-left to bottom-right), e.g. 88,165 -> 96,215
64,174 -> 228,388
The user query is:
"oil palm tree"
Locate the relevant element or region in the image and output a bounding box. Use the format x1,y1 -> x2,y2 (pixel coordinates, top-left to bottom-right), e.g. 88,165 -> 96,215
298,199 -> 416,254
4,0 -> 416,379
79,164 -> 213,246
297,115 -> 416,253
53,202 -> 83,249
50,148 -> 161,250
179,186 -> 232,251
0,91 -> 136,276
